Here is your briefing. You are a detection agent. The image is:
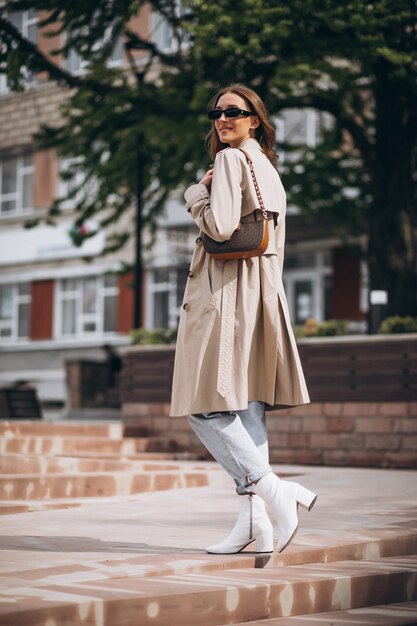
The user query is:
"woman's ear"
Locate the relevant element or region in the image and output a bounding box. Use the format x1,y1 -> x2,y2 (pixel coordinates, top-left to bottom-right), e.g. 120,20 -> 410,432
250,116 -> 261,130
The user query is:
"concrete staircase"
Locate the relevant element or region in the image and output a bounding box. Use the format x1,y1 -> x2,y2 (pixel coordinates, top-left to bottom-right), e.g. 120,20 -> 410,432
0,420 -> 223,514
0,420 -> 416,625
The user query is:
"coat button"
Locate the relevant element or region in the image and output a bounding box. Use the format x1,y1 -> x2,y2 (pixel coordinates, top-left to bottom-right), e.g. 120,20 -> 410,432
196,236 -> 202,245
183,303 -> 190,311
188,270 -> 194,278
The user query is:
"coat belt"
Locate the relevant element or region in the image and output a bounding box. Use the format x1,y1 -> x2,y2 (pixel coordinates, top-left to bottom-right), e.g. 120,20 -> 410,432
216,260 -> 238,397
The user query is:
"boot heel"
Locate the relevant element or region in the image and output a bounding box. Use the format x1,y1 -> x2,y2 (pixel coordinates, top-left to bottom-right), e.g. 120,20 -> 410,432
255,530 -> 274,553
296,484 -> 317,511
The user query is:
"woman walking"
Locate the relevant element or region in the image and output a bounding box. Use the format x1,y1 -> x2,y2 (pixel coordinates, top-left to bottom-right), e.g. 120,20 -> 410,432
170,84 -> 316,554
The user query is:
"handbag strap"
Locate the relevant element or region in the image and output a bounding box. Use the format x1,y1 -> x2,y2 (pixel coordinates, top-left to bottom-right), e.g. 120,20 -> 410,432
239,148 -> 268,220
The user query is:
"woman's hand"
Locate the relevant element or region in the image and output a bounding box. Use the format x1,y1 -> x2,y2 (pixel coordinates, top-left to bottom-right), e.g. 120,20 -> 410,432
199,166 -> 214,191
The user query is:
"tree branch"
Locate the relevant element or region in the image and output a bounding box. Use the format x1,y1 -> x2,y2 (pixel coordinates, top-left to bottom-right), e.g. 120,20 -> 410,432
0,15 -> 123,94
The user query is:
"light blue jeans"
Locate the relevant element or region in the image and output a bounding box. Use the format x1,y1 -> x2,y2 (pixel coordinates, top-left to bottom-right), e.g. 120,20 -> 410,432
188,401 -> 273,494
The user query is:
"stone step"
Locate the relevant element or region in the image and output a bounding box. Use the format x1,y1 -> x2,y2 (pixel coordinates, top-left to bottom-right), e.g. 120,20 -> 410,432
1,528 -> 415,582
0,420 -> 124,438
0,555 -> 416,626
62,450 -> 187,460
0,452 -> 196,474
0,500 -> 83,515
0,468 -> 223,500
0,434 -> 175,455
217,602 -> 417,625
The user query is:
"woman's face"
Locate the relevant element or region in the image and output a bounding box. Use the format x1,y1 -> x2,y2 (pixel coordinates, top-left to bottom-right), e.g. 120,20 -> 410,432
214,92 -> 260,148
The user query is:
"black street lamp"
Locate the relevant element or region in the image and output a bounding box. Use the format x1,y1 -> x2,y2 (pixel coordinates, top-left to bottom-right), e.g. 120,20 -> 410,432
124,36 -> 154,329
133,136 -> 143,329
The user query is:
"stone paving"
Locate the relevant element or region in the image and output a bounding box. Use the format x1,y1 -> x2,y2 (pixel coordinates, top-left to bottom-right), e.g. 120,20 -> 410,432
0,420 -> 416,625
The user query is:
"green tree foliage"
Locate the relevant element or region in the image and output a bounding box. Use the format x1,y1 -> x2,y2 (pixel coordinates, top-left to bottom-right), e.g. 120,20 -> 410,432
0,0 -> 209,255
0,0 -> 416,315
186,0 -> 417,316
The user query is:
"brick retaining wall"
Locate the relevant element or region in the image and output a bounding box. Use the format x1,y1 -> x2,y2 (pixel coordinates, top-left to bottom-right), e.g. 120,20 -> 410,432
121,337 -> 417,469
122,401 -> 417,469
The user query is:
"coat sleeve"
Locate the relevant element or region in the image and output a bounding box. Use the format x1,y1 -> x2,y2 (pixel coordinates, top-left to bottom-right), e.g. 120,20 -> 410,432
184,149 -> 243,242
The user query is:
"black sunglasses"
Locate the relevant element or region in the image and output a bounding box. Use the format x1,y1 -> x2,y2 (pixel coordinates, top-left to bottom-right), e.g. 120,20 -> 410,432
207,107 -> 254,120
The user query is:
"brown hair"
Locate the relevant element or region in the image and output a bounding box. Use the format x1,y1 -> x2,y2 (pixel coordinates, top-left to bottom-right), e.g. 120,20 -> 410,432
206,84 -> 278,168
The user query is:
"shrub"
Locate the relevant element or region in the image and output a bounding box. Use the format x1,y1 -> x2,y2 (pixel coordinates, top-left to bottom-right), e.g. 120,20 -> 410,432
315,319 -> 349,336
379,316 -> 417,334
301,318 -> 349,337
303,318 -> 320,336
130,327 -> 177,345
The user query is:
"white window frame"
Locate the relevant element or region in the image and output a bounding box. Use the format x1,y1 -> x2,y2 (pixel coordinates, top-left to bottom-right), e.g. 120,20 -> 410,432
283,251 -> 332,324
55,274 -> 118,339
150,1 -> 189,53
62,32 -> 89,76
19,10 -> 37,42
359,260 -> 369,314
62,25 -> 123,76
0,10 -> 38,93
0,74 -> 7,93
151,11 -> 176,53
147,268 -> 177,329
0,154 -> 34,217
58,156 -> 100,212
105,26 -> 124,67
146,264 -> 189,330
58,156 -> 86,211
0,282 -> 31,342
275,108 -> 318,159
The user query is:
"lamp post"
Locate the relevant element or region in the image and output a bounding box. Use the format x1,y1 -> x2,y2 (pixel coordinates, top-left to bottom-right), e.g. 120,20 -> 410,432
124,37 -> 151,330
133,135 -> 143,329
369,290 -> 388,334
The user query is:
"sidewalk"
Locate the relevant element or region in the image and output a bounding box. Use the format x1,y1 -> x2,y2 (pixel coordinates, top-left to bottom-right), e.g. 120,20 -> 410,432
0,421 -> 416,625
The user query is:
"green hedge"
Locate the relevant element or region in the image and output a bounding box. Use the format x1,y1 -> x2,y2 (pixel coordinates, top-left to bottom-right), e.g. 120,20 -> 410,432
130,327 -> 177,345
130,316 -> 417,346
379,316 -> 417,334
294,318 -> 350,338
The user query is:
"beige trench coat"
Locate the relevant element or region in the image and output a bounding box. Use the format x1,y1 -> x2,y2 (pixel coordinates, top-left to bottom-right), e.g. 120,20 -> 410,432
169,138 -> 309,417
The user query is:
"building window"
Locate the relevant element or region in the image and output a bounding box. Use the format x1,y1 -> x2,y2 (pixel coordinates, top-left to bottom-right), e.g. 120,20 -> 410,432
108,33 -> 123,66
9,9 -> 38,43
0,155 -> 33,216
63,26 -> 123,75
150,2 -> 188,53
147,265 -> 188,329
58,157 -> 99,212
151,12 -> 176,52
0,283 -> 31,341
58,157 -> 86,210
275,108 -> 334,170
283,251 -> 332,325
0,10 -> 38,92
63,48 -> 88,76
57,274 -> 118,338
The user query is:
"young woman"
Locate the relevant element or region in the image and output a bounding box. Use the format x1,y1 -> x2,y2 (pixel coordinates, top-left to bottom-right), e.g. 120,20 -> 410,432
170,84 -> 317,554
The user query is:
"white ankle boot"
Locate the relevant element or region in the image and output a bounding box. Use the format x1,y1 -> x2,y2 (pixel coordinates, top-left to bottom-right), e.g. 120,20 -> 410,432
252,473 -> 317,553
206,494 -> 274,554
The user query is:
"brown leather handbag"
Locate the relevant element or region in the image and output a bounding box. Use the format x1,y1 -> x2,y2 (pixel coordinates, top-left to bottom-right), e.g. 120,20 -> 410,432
202,148 -> 269,261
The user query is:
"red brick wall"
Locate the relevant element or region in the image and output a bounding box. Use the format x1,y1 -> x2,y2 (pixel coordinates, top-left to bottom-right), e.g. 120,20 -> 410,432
33,149 -> 58,210
117,273 -> 134,333
30,280 -> 54,340
121,340 -> 417,468
117,272 -> 147,333
122,401 -> 417,469
265,402 -> 416,468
